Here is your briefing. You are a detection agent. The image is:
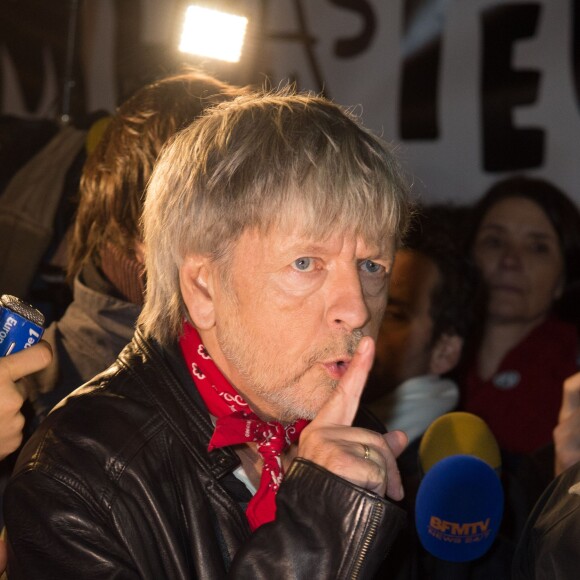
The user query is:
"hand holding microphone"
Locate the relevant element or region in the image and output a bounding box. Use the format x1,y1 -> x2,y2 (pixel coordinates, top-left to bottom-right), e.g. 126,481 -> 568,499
0,294 -> 50,460
0,294 -> 45,357
415,412 -> 504,562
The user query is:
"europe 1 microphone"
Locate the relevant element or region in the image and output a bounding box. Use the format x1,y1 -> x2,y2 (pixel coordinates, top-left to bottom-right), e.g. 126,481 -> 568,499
0,294 -> 45,357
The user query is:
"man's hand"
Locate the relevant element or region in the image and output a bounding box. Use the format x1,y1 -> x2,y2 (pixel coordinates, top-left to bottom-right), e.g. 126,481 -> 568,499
554,371 -> 580,476
0,341 -> 52,460
297,337 -> 408,500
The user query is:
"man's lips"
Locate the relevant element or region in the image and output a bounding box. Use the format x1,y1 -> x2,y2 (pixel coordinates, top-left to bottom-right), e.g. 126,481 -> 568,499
322,358 -> 351,379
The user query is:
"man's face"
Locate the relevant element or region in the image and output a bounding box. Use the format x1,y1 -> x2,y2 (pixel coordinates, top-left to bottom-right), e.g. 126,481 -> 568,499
198,226 -> 395,423
365,249 -> 439,401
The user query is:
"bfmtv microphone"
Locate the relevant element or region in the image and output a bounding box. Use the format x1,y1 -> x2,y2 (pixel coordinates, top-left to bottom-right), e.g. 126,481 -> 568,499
0,294 -> 45,356
415,412 -> 504,562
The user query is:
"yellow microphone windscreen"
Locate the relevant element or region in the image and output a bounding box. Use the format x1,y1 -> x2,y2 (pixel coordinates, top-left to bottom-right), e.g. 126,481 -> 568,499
419,412 -> 501,474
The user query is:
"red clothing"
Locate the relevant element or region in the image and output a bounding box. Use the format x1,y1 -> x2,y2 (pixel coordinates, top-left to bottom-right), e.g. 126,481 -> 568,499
460,317 -> 579,454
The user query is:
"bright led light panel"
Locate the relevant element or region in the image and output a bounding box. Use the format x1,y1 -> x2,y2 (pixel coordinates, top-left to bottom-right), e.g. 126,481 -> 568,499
179,6 -> 248,63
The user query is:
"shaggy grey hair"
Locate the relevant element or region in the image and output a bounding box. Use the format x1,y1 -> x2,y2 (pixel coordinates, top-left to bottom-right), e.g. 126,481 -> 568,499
139,89 -> 413,344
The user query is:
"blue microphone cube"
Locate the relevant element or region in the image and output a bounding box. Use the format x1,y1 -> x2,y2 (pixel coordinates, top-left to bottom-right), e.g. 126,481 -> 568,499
0,295 -> 45,357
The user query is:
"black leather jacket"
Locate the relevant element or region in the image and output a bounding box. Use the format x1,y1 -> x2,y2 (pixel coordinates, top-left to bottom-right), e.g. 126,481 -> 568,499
512,460 -> 580,580
4,329 -> 406,579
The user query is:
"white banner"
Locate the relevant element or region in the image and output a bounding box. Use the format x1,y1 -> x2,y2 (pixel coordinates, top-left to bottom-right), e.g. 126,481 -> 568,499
262,0 -> 580,205
3,0 -> 579,205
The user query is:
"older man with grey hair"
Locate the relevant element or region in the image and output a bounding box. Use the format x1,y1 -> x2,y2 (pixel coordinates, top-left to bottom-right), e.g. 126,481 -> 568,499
5,89 -> 412,579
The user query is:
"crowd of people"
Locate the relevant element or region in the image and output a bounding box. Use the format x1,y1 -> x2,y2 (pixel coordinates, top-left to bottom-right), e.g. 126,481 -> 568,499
0,69 -> 578,578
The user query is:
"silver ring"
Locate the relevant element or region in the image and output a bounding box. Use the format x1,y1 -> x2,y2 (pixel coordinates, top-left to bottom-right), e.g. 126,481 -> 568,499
362,443 -> 370,461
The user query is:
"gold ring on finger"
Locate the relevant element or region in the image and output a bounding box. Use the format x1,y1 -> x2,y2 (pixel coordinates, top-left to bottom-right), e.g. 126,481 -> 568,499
362,443 -> 371,461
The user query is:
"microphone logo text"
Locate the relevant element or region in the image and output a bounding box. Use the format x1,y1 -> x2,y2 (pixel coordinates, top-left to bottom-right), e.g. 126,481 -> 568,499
0,315 -> 17,344
428,516 -> 492,543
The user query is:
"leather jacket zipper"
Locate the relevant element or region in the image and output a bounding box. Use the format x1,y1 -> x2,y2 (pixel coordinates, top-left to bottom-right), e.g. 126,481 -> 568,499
350,501 -> 384,579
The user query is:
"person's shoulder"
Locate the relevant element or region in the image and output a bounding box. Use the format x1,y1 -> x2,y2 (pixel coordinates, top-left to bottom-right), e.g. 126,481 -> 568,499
11,333 -> 206,487
514,316 -> 578,368
12,333 -> 178,480
536,316 -> 579,368
532,460 -> 580,528
513,461 -> 580,580
13,359 -> 160,474
542,316 -> 578,339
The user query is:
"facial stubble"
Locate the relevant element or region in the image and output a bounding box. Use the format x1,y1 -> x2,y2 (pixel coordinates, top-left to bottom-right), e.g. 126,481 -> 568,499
216,312 -> 363,423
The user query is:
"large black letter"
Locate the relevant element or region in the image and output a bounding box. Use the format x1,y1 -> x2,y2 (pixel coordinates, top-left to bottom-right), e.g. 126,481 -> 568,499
330,0 -> 376,57
481,4 -> 543,171
399,0 -> 445,140
573,0 -> 580,112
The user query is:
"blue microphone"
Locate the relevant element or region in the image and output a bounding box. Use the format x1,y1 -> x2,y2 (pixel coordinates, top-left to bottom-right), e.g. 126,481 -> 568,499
415,412 -> 504,562
0,294 -> 45,356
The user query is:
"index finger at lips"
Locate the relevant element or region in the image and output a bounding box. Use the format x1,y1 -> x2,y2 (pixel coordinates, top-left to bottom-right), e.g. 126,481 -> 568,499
312,336 -> 375,427
560,372 -> 580,422
0,341 -> 52,385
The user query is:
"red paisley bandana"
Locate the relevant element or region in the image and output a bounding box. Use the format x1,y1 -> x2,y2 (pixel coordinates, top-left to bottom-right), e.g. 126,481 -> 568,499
179,322 -> 309,530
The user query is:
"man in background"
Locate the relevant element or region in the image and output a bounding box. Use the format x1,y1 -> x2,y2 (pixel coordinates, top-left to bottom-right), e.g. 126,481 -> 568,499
364,208 -> 475,445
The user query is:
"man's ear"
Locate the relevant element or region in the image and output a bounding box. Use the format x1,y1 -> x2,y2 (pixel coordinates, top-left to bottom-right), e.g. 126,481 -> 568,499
429,333 -> 463,376
179,255 -> 216,330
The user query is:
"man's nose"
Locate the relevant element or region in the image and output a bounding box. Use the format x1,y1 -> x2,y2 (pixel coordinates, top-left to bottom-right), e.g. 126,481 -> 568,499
326,268 -> 370,332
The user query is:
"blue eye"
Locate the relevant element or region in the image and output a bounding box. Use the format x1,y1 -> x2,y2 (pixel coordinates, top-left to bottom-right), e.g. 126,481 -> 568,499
361,259 -> 382,273
293,257 -> 313,271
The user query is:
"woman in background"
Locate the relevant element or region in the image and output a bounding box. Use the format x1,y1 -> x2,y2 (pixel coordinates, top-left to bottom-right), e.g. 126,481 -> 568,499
458,176 -> 580,456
